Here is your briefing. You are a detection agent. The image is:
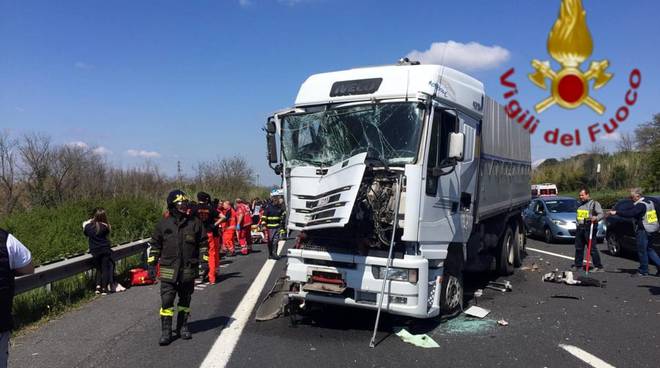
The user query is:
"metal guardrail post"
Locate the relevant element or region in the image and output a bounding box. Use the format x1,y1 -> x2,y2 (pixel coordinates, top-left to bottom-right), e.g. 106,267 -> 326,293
14,238 -> 151,295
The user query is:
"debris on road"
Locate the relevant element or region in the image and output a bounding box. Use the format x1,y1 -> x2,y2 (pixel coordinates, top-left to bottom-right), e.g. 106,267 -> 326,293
395,329 -> 439,348
436,316 -> 497,335
520,263 -> 540,272
486,280 -> 513,292
497,319 -> 509,326
464,306 -> 490,318
551,295 -> 581,300
542,270 -> 606,287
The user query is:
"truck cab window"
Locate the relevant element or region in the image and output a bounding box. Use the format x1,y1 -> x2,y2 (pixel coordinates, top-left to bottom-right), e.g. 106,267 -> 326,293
426,108 -> 451,195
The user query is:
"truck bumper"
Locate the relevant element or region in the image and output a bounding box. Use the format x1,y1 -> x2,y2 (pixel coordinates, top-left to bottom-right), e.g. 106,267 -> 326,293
286,248 -> 440,319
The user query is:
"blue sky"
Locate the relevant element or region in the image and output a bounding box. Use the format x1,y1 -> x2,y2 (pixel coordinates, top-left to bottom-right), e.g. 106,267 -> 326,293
1,0 -> 658,185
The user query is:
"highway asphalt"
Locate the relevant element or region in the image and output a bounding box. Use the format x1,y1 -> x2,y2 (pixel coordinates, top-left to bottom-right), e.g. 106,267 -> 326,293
9,238 -> 660,368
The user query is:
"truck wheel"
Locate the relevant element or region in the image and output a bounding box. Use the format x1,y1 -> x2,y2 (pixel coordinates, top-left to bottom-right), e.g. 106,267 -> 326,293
440,273 -> 463,318
497,227 -> 515,276
513,224 -> 524,267
440,244 -> 464,318
606,233 -> 621,257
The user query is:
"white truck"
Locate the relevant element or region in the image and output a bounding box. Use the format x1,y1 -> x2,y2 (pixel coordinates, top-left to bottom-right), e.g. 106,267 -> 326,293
265,60 -> 531,319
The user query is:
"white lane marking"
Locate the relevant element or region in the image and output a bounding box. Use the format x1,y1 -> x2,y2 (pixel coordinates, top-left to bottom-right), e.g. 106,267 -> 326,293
277,239 -> 285,255
527,247 -> 574,261
559,344 -> 616,368
200,257 -> 279,368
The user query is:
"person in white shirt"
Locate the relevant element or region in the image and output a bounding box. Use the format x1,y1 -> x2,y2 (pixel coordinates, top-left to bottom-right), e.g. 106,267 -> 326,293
1,229 -> 34,368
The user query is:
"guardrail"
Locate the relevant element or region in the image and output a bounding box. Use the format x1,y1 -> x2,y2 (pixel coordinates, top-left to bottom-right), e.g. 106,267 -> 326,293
15,238 -> 151,295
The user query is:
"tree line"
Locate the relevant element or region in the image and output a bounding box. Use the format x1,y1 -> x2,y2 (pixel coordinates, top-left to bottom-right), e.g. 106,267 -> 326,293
0,131 -> 270,218
533,113 -> 660,193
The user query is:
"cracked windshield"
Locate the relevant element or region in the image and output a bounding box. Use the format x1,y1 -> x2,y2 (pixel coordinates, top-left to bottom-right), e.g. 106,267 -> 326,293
281,102 -> 423,168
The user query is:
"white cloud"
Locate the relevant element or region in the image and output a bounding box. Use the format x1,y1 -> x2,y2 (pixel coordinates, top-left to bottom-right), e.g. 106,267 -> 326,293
92,146 -> 112,155
126,149 -> 161,158
74,61 -> 95,70
67,141 -> 89,149
600,131 -> 621,141
406,40 -> 511,71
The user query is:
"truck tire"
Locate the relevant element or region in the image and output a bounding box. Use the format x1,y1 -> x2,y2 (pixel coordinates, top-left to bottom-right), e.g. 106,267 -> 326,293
497,227 -> 515,276
513,224 -> 523,268
440,244 -> 464,318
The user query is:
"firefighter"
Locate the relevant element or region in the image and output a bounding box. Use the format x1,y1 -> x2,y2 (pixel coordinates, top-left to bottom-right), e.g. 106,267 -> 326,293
235,198 -> 253,255
148,190 -> 208,346
219,200 -> 238,256
194,192 -> 220,284
263,197 -> 285,260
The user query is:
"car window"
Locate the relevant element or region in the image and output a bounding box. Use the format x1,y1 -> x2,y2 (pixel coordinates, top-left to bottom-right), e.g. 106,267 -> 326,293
534,201 -> 543,213
543,199 -> 578,213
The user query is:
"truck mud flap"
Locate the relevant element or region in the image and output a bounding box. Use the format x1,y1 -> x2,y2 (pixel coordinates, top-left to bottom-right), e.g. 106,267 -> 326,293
255,277 -> 294,322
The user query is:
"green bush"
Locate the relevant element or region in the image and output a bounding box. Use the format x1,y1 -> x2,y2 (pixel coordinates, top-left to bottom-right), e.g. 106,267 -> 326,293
0,197 -> 161,266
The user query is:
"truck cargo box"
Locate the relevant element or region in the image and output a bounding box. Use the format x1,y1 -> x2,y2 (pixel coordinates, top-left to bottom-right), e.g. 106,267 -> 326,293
476,96 -> 531,222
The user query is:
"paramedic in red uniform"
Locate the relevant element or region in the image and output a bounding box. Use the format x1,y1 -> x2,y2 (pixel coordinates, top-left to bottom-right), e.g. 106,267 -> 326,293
219,200 -> 237,256
194,192 -> 220,284
235,198 -> 253,255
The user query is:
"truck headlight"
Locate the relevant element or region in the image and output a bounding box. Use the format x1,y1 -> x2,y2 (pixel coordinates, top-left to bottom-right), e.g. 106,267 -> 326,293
371,266 -> 418,283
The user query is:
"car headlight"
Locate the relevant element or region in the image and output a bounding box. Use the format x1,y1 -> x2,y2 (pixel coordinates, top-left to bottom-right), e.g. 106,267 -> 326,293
371,266 -> 418,283
552,219 -> 567,226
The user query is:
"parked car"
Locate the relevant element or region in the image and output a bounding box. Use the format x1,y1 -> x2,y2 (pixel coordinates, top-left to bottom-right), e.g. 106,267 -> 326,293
604,196 -> 660,257
523,196 -> 605,243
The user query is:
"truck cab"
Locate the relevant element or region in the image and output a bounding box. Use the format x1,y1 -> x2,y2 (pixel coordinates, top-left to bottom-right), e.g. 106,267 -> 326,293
265,61 -> 530,319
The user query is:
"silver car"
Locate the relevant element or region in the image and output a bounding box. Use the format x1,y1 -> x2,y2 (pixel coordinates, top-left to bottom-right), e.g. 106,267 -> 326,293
523,196 -> 605,243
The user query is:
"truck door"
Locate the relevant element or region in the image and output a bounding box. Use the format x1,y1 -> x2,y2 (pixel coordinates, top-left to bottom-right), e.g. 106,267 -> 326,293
456,113 -> 478,241
417,106 -> 462,258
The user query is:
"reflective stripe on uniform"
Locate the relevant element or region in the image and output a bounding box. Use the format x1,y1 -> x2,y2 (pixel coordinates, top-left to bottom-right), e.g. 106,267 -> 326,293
160,267 -> 175,279
178,306 -> 191,313
160,307 -> 176,317
147,256 -> 155,263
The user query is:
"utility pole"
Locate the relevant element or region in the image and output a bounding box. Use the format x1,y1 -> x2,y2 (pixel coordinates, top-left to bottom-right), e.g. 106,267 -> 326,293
177,160 -> 182,187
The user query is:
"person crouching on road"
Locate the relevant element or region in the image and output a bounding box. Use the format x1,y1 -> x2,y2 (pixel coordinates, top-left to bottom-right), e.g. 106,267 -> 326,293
147,190 -> 208,346
572,187 -> 605,272
83,208 -> 116,295
235,198 -> 253,255
1,229 -> 34,368
194,192 -> 221,285
219,201 -> 238,256
609,188 -> 660,277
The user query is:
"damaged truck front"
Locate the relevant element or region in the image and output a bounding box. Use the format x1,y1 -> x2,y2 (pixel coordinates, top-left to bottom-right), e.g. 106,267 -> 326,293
265,62 -> 531,319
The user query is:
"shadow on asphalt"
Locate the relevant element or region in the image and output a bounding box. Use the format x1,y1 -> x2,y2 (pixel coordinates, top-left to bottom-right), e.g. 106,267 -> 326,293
216,272 -> 242,283
638,285 -> 660,295
188,315 -> 233,334
615,268 -> 641,275
284,271 -> 507,342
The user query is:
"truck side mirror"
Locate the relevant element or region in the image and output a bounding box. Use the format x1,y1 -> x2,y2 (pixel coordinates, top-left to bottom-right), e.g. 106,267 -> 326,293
267,134 -> 278,164
448,132 -> 464,161
266,118 -> 278,165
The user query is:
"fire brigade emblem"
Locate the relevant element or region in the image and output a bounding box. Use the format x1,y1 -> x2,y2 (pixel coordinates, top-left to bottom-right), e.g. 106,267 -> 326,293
528,0 -> 612,114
